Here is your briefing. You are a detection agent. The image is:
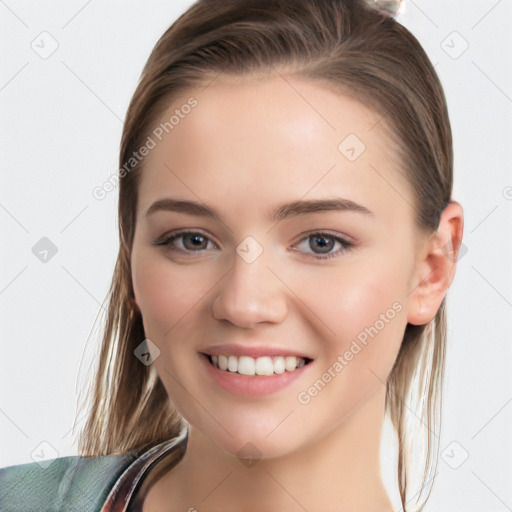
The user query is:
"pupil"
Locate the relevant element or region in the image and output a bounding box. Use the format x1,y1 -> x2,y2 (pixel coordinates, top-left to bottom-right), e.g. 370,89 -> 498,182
312,236 -> 333,254
186,234 -> 205,249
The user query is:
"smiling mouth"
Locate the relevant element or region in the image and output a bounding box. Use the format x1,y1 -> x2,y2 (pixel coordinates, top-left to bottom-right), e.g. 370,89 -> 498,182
203,353 -> 313,376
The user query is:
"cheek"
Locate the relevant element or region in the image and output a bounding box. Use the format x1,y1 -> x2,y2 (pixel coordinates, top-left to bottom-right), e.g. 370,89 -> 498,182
132,252 -> 209,333
287,266 -> 407,427
294,257 -> 408,369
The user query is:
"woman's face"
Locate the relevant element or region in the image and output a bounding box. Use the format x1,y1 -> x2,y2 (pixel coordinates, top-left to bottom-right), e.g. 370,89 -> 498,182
130,74 -> 426,458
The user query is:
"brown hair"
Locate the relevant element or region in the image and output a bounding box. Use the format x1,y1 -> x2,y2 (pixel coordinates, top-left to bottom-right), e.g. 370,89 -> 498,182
76,1 -> 452,510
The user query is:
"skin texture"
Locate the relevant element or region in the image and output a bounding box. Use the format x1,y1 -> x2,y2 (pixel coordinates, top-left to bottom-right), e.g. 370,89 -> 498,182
130,74 -> 464,512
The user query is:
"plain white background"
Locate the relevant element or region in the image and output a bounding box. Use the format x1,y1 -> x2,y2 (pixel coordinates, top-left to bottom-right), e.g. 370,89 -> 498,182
1,1 -> 511,510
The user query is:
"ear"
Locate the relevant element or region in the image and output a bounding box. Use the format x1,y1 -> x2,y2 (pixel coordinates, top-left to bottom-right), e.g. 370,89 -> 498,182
407,200 -> 464,326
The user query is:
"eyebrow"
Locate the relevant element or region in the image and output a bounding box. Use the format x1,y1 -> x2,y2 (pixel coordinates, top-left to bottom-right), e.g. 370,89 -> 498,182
145,197 -> 374,223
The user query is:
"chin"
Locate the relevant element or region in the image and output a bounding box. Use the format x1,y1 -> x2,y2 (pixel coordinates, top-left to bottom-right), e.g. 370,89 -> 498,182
196,417 -> 306,463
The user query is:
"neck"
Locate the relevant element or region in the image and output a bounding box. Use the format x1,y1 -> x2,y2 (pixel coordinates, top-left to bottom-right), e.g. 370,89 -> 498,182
147,386 -> 393,512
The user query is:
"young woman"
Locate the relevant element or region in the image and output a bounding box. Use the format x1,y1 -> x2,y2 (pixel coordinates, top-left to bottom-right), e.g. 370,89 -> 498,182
0,0 -> 464,511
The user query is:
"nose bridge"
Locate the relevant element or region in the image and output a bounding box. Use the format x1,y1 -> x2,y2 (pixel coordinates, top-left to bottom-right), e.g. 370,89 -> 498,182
212,236 -> 287,327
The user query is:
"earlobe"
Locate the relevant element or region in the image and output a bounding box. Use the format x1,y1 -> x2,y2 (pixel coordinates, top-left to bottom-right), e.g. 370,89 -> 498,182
407,200 -> 464,326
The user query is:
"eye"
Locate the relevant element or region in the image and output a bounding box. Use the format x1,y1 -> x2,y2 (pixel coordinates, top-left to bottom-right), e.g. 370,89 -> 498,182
155,230 -> 354,260
155,231 -> 217,254
292,232 -> 354,260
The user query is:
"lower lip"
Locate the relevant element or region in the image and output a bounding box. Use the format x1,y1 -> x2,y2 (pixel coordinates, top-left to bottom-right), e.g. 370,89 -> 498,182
200,354 -> 313,397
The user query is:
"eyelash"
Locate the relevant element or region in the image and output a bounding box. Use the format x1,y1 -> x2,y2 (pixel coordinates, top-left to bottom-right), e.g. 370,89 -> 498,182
155,230 -> 354,260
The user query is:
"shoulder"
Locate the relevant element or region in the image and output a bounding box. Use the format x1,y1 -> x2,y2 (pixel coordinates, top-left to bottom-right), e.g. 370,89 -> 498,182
0,450 -> 141,512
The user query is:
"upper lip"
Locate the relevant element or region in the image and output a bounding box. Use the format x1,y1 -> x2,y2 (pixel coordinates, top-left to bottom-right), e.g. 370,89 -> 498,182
201,344 -> 313,360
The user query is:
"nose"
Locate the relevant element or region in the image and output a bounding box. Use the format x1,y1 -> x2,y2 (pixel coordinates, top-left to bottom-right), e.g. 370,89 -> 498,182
211,251 -> 288,328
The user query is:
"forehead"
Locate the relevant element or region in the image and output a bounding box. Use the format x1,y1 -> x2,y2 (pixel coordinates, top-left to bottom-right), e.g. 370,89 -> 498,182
136,74 -> 414,229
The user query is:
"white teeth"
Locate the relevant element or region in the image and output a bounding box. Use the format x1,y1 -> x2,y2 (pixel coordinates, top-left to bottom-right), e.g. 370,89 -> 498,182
273,356 -> 286,374
255,356 -> 273,376
208,354 -> 308,375
285,356 -> 298,372
218,354 -> 228,371
238,356 -> 256,376
228,355 -> 238,372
